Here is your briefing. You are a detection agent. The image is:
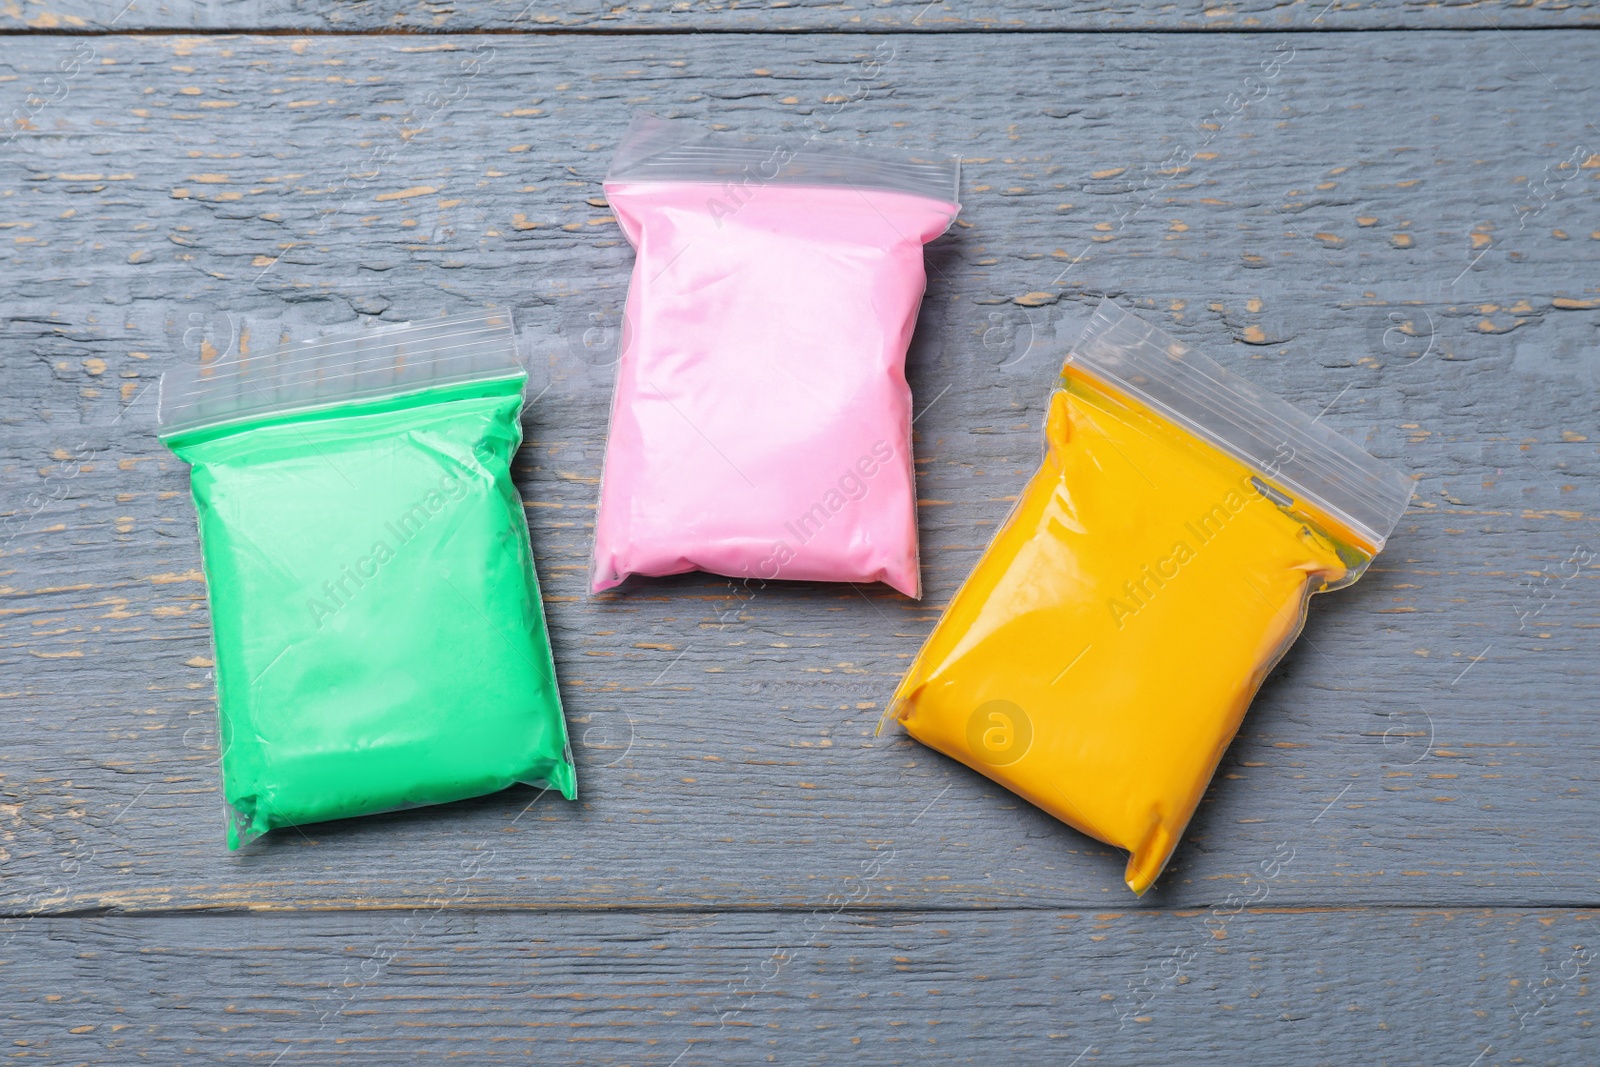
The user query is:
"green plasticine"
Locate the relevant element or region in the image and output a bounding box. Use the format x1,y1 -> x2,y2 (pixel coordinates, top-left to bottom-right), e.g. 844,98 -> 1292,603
163,354 -> 575,847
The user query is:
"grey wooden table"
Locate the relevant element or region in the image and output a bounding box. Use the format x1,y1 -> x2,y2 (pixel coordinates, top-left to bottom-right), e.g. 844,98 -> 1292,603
2,1 -> 1597,1063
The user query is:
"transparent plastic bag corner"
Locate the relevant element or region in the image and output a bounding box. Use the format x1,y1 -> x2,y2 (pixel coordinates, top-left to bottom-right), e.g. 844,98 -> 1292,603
1068,298 -> 1415,559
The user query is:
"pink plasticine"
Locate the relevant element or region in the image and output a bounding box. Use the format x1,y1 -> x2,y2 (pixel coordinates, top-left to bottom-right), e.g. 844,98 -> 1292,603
592,180 -> 958,598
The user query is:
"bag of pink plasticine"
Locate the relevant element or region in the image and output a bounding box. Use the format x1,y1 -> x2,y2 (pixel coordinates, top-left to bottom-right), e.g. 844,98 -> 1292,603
591,113 -> 961,598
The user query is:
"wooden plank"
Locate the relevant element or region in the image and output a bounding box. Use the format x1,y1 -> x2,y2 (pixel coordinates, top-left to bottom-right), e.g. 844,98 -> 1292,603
5,0 -> 1597,32
1,31 -> 1596,914
3,909 -> 1595,1063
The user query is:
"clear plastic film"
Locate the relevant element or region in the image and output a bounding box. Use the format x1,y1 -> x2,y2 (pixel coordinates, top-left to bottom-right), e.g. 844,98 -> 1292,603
160,312 -> 576,847
606,111 -> 962,202
886,299 -> 1414,894
158,312 -> 530,438
591,113 -> 961,598
1068,299 -> 1414,561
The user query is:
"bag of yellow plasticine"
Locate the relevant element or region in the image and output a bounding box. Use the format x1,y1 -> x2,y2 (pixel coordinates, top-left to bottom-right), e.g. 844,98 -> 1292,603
885,299 -> 1414,894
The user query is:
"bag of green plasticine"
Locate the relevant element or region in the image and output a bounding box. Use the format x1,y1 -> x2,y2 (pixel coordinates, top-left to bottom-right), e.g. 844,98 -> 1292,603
158,311 -> 577,847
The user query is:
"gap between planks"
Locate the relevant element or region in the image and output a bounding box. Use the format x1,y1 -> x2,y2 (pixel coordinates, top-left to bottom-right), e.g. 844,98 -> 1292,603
3,24 -> 1600,37
8,904 -> 1600,920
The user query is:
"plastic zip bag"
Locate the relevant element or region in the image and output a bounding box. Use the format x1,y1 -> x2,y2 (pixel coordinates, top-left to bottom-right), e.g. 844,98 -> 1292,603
885,300 -> 1413,894
159,312 -> 577,847
591,113 -> 961,598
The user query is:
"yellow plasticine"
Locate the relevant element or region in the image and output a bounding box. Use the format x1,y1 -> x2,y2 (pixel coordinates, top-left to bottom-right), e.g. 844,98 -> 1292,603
888,365 -> 1374,895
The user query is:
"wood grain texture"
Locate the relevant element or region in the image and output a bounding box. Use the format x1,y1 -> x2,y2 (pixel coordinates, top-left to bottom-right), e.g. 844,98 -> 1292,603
4,909 -> 1596,1064
5,0 -> 1599,33
0,31 -> 1596,921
